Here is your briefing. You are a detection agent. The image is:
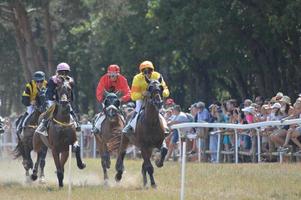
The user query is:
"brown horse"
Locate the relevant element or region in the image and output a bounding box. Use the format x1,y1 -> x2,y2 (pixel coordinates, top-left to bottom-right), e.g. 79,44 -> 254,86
14,90 -> 48,182
94,92 -> 125,184
33,76 -> 85,187
115,77 -> 167,188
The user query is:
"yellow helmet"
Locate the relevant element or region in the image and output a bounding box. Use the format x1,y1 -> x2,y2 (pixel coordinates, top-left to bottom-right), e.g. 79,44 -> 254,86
139,60 -> 154,72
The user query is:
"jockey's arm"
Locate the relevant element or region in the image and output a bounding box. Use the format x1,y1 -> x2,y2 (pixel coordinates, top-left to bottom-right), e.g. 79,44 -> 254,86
130,75 -> 143,101
160,75 -> 169,98
96,76 -> 106,103
119,76 -> 131,103
21,84 -> 31,107
46,78 -> 56,102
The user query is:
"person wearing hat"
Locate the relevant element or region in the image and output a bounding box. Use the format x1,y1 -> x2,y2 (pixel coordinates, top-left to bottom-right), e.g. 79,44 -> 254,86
122,60 -> 170,135
165,104 -> 190,161
16,71 -> 47,135
92,64 -> 131,135
277,98 -> 301,151
279,95 -> 293,116
35,63 -> 81,134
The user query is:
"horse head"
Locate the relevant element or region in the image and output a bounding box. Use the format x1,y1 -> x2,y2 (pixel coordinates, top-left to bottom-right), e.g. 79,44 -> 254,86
103,91 -> 121,121
56,75 -> 73,106
145,76 -> 164,111
36,88 -> 47,113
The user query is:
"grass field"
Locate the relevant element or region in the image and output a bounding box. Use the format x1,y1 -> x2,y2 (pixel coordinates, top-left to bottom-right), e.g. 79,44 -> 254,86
1,156 -> 301,200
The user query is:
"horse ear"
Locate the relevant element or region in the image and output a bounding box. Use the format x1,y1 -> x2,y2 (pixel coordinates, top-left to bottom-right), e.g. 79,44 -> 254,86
144,76 -> 151,84
104,89 -> 109,97
115,91 -> 123,98
158,76 -> 162,83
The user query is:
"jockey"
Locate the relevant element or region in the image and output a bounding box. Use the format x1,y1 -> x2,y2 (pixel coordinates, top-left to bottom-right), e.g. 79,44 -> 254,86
35,62 -> 80,134
16,71 -> 47,135
122,60 -> 170,135
92,64 -> 131,134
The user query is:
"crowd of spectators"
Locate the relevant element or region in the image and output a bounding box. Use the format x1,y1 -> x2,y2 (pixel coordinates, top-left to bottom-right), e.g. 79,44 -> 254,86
162,92 -> 301,163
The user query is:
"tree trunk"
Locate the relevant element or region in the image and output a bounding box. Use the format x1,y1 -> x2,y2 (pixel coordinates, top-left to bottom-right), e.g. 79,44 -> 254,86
43,1 -> 54,74
11,1 -> 43,80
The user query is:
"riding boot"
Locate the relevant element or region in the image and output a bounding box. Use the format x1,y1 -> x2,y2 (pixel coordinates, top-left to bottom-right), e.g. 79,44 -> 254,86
35,119 -> 48,135
70,110 -> 81,132
91,113 -> 105,135
17,112 -> 28,136
122,111 -> 137,136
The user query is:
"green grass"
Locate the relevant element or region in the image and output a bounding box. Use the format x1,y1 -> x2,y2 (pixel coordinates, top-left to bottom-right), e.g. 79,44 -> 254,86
1,157 -> 301,200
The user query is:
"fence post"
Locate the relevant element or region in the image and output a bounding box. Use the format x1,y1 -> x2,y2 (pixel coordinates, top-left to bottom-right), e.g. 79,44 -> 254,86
80,130 -> 84,159
180,137 -> 187,200
257,129 -> 261,163
235,129 -> 238,164
216,133 -> 221,163
93,135 -> 96,158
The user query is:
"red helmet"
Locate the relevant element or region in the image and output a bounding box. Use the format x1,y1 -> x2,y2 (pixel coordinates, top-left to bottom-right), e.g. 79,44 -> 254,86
107,64 -> 120,74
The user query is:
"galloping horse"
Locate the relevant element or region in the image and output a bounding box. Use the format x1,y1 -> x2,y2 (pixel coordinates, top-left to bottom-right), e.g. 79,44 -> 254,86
94,92 -> 125,184
33,76 -> 85,187
115,77 -> 166,188
14,89 -> 48,182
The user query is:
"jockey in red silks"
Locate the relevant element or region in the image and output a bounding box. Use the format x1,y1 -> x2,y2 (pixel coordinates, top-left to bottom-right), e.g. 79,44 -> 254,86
92,64 -> 131,134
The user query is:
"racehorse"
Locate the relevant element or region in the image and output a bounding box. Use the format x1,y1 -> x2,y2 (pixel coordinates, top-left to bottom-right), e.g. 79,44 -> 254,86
115,77 -> 167,188
14,89 -> 48,182
94,91 -> 125,184
33,76 -> 85,187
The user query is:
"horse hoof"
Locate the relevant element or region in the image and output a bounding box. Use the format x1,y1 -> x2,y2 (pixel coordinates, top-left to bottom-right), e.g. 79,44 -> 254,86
103,179 -> 109,187
59,183 -> 64,188
151,184 -> 157,189
155,160 -> 164,168
39,176 -> 46,184
115,173 -> 122,182
31,174 -> 38,181
25,176 -> 32,184
77,163 -> 86,170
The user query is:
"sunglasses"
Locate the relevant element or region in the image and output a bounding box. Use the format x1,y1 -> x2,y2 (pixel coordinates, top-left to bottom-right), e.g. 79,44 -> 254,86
108,73 -> 118,78
143,68 -> 153,75
36,80 -> 44,83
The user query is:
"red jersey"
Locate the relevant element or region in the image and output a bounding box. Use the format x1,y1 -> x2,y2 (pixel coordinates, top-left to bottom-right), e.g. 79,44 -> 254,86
96,74 -> 131,103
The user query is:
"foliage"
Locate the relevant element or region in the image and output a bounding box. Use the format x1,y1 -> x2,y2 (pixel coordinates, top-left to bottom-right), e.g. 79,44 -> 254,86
0,0 -> 300,115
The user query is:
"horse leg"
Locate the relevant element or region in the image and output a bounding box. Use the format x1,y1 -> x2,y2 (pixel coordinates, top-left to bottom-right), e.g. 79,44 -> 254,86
39,145 -> 48,183
155,144 -> 168,168
141,148 -> 156,188
99,142 -> 110,182
72,141 -> 86,169
58,151 -> 70,188
31,151 -> 41,181
115,135 -> 129,182
52,150 -> 64,187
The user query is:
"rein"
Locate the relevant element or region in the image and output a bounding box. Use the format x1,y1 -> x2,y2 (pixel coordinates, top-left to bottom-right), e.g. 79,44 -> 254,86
53,118 -> 74,127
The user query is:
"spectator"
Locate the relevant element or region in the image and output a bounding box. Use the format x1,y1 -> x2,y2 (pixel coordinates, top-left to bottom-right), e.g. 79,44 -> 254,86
165,105 -> 190,161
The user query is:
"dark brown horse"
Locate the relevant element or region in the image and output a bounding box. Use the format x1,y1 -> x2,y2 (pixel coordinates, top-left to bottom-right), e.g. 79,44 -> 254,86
94,92 -> 125,184
14,90 -> 48,183
33,76 -> 85,187
115,78 -> 167,188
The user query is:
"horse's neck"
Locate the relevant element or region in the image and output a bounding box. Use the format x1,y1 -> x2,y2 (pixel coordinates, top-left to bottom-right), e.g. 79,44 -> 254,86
144,101 -> 159,124
55,104 -> 70,122
26,110 -> 40,125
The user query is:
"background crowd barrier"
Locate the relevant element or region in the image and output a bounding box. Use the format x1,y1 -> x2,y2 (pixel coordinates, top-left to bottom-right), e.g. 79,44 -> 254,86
171,118 -> 301,200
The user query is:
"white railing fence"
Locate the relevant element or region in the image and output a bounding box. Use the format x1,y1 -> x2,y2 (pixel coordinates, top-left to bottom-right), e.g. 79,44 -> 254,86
171,118 -> 301,200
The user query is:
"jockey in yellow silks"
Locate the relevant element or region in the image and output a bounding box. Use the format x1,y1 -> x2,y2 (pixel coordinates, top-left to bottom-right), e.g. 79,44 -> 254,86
16,71 -> 47,135
122,60 -> 170,135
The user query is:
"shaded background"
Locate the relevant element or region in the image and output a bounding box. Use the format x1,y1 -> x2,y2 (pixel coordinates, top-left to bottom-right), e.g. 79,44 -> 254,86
0,0 -> 300,116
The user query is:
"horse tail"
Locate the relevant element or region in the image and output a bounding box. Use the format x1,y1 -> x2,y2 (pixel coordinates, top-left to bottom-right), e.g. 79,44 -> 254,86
14,139 -> 25,159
